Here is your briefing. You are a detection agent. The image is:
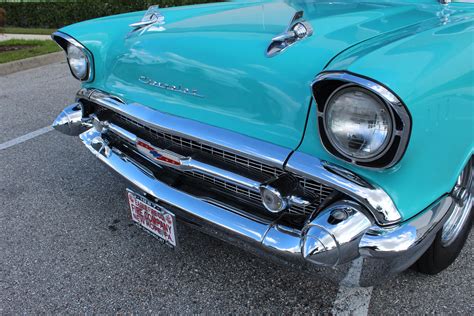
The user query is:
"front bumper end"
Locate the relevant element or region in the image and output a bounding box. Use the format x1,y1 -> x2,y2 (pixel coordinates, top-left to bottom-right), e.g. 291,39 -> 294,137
53,89 -> 457,286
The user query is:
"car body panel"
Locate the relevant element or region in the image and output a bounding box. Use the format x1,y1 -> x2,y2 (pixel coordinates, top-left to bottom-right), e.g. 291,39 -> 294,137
298,6 -> 474,218
58,0 -> 474,220
61,0 -> 442,150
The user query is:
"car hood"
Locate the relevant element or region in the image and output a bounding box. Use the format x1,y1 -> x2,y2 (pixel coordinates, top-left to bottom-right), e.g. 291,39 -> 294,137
61,0 -> 442,149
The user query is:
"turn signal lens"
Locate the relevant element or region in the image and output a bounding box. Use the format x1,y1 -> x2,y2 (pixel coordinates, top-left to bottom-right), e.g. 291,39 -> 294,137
260,185 -> 287,213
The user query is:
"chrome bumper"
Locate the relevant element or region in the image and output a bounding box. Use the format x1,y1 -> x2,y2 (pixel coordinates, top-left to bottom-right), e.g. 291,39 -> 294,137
54,97 -> 456,286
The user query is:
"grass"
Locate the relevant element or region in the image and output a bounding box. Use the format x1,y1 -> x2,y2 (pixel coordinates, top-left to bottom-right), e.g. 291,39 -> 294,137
0,39 -> 61,64
0,27 -> 56,35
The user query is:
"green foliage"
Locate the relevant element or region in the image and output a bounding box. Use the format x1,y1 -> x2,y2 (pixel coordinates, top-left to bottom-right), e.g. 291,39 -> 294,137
0,27 -> 56,34
0,7 -> 6,27
0,0 -> 217,29
0,39 -> 61,63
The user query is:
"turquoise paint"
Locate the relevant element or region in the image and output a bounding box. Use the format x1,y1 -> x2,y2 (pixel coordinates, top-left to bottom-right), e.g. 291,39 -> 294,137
59,0 -> 474,219
297,3 -> 474,219
61,1 -> 442,149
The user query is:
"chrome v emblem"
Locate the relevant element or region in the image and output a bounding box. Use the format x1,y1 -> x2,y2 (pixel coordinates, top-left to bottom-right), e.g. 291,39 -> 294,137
129,5 -> 166,35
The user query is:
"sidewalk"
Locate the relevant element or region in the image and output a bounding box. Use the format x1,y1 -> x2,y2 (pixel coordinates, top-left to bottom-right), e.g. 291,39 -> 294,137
0,33 -> 51,41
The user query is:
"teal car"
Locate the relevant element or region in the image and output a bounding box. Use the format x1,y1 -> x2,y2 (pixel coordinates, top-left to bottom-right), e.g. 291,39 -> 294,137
52,0 -> 473,285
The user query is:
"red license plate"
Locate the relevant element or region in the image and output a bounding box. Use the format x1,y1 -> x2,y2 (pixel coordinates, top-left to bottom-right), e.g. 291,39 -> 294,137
127,189 -> 177,247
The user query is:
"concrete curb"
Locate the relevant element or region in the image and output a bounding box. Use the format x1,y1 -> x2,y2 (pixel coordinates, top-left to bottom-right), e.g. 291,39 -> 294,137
0,33 -> 52,41
0,51 -> 64,76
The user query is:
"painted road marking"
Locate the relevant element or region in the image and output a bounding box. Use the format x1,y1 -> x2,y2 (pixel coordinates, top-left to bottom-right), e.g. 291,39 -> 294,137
332,258 -> 374,315
0,126 -> 53,150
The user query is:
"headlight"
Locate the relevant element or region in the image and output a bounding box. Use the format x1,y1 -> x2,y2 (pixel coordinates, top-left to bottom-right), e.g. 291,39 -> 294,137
52,32 -> 94,82
67,44 -> 89,80
324,86 -> 393,160
313,72 -> 411,169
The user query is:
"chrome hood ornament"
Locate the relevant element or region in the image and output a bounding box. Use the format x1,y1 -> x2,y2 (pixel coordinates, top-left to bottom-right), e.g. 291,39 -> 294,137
129,5 -> 166,35
266,11 -> 313,57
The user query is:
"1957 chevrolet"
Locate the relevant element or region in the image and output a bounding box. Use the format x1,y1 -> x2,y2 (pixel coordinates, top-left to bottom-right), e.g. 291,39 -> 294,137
51,0 -> 473,286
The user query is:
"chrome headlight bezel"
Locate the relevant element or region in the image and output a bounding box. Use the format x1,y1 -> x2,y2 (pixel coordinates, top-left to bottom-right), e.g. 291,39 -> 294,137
312,72 -> 412,169
51,31 -> 94,82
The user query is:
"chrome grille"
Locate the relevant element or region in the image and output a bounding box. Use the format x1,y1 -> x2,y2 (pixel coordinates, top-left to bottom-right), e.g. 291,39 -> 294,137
299,177 -> 335,202
186,171 -> 262,203
113,112 -> 282,178
288,177 -> 334,216
99,107 -> 335,218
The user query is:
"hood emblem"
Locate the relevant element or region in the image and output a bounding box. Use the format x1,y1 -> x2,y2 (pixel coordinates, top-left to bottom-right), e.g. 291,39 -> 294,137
129,5 -> 166,35
139,76 -> 205,99
266,11 -> 313,57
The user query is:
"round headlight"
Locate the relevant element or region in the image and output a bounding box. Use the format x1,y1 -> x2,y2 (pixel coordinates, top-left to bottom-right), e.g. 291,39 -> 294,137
67,44 -> 88,80
324,86 -> 393,160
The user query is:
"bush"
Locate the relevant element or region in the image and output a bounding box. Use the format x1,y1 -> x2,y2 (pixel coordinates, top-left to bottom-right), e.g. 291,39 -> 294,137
1,0 -> 218,29
0,8 -> 6,27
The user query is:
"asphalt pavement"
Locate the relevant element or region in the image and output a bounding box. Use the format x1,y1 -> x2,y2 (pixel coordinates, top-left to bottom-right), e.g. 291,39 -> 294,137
1,62 -> 473,314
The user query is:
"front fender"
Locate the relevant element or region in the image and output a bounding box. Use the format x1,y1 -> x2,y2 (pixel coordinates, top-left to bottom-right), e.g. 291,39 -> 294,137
297,8 -> 474,220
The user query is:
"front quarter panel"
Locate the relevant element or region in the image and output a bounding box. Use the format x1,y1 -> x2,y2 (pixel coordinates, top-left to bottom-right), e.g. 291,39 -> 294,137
298,10 -> 474,220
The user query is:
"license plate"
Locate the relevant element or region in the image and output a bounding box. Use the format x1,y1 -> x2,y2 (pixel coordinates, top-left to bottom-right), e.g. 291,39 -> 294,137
127,189 -> 177,247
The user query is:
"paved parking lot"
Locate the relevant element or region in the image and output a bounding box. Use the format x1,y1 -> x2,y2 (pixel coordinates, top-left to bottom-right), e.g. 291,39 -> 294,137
1,62 -> 473,314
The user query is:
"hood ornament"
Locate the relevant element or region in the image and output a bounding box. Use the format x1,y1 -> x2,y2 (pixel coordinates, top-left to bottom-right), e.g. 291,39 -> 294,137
266,11 -> 313,57
129,5 -> 166,35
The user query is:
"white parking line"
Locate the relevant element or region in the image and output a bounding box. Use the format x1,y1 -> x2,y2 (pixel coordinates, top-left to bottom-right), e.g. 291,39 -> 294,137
0,126 -> 53,150
332,258 -> 374,315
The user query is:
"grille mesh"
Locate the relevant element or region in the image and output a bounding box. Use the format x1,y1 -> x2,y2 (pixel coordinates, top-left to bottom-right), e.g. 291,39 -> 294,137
289,177 -> 334,216
114,112 -> 282,178
185,171 -> 262,203
103,108 -> 335,218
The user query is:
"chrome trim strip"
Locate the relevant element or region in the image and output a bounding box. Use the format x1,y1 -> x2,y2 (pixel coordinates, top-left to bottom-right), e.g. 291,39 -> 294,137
285,151 -> 402,225
51,31 -> 94,82
107,122 -> 138,144
311,72 -> 412,169
77,88 -> 292,169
